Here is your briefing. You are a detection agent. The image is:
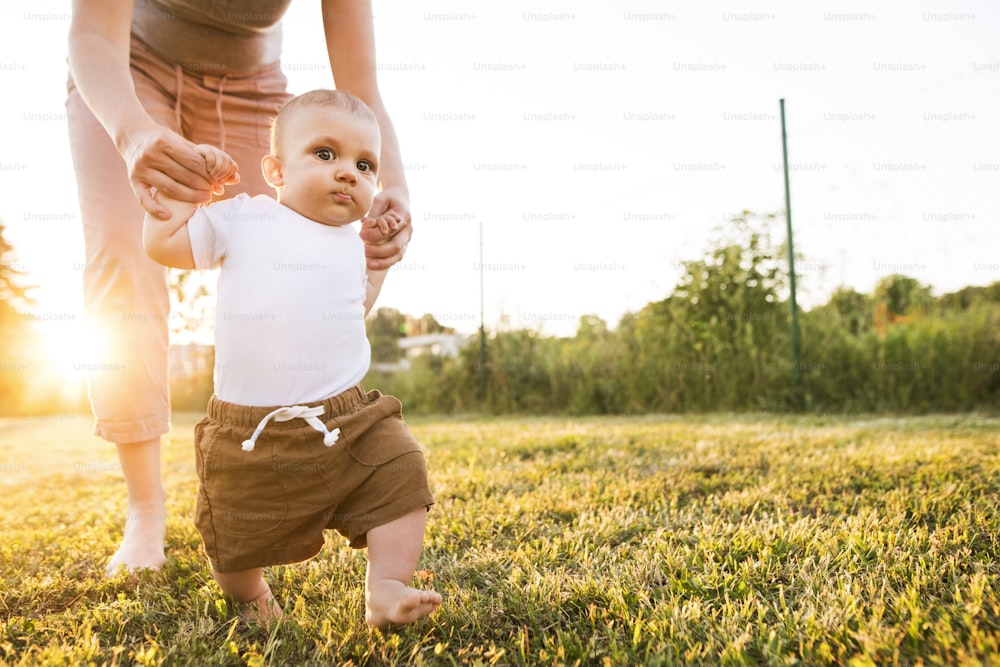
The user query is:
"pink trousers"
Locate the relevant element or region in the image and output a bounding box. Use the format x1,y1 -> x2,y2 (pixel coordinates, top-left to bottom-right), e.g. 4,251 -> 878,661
66,35 -> 292,443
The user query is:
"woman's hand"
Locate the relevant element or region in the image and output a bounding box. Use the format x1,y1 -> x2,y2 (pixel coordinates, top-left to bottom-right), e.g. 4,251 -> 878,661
69,2 -> 238,219
360,186 -> 412,270
123,125 -> 239,219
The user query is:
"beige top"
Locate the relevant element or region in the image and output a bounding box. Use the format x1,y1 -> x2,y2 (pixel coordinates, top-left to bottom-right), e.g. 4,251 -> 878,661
131,0 -> 294,74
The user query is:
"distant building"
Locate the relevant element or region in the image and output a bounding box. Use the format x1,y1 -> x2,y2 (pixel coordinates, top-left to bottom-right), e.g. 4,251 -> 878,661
397,333 -> 467,359
374,333 -> 470,372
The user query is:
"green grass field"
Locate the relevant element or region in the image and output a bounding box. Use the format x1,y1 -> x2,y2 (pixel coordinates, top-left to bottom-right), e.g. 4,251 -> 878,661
1,412 -> 998,666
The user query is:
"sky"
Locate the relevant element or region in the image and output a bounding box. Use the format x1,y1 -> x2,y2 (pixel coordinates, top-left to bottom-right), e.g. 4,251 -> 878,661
1,0 -> 998,358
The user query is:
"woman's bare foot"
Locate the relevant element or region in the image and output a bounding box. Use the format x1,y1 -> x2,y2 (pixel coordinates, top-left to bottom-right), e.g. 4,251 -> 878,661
105,502 -> 167,576
365,579 -> 442,629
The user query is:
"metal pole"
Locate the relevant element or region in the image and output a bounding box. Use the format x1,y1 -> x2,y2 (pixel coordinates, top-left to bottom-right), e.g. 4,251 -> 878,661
780,98 -> 803,409
478,220 -> 487,401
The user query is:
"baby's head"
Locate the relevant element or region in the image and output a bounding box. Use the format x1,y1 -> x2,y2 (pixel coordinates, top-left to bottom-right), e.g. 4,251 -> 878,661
262,89 -> 381,226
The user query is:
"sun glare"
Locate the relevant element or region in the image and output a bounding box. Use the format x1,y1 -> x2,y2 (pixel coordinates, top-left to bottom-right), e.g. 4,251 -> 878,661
42,319 -> 106,383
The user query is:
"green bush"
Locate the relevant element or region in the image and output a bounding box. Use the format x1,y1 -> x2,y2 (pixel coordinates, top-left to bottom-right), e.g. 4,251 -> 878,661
368,212 -> 998,416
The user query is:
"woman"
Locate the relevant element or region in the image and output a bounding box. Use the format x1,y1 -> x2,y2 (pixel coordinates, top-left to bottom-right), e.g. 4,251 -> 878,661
67,0 -> 412,574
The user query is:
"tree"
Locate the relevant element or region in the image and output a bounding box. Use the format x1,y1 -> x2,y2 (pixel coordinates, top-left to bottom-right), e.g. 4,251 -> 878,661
167,269 -> 215,343
937,282 -> 1000,311
667,212 -> 787,408
0,221 -> 36,411
813,287 -> 873,335
875,274 -> 934,316
575,314 -> 610,340
0,222 -> 33,316
405,313 -> 449,336
366,307 -> 407,362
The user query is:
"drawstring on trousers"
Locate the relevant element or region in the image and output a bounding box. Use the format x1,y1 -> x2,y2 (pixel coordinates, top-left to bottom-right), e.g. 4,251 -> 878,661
215,75 -> 228,152
174,65 -> 183,130
241,405 -> 341,452
173,67 -> 228,153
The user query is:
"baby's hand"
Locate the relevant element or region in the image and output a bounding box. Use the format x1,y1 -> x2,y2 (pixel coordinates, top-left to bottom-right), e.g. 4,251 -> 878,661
361,210 -> 402,237
196,144 -> 239,196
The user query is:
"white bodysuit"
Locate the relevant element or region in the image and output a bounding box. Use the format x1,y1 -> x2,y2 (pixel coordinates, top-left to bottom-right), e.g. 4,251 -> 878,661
187,193 -> 370,407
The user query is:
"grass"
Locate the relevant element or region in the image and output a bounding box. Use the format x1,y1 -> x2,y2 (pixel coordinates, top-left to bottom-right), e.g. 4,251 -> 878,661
0,412 -> 999,665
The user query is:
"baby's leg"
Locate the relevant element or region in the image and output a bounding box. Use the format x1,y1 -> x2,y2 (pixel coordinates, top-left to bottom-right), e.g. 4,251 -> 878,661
364,508 -> 442,628
212,566 -> 283,624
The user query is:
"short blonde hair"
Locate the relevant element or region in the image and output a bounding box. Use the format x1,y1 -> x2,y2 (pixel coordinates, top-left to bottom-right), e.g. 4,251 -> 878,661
270,89 -> 378,155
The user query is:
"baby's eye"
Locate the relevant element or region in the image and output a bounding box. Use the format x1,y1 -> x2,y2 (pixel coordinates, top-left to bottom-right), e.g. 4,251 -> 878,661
357,160 -> 374,173
315,149 -> 334,161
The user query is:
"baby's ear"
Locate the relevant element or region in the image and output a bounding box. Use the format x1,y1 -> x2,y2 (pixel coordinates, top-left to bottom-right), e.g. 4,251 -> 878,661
261,154 -> 284,188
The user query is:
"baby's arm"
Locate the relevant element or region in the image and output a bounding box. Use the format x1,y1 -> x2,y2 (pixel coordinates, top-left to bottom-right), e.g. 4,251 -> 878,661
142,193 -> 198,269
365,266 -> 389,315
362,211 -> 402,314
142,145 -> 235,269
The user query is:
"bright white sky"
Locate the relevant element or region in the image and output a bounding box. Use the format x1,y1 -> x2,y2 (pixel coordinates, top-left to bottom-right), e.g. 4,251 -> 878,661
1,0 -> 998,357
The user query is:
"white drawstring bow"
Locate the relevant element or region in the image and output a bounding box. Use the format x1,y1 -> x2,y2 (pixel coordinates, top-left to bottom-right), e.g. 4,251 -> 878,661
241,405 -> 341,452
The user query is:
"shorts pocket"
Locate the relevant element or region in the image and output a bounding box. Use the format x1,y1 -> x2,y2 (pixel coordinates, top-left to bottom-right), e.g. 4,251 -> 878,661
199,424 -> 288,536
338,392 -> 420,467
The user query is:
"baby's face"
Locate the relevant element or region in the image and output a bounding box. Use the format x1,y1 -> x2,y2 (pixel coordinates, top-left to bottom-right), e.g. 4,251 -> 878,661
273,105 -> 381,226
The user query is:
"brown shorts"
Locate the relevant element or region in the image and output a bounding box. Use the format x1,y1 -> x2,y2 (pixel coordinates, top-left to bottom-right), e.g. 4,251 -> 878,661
193,386 -> 433,573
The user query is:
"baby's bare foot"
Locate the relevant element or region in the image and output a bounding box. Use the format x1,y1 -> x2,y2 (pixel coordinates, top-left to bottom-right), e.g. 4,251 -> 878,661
238,588 -> 284,625
365,580 -> 442,629
105,504 -> 166,576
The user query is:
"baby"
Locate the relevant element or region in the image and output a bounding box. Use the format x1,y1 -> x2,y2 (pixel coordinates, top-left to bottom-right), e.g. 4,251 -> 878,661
142,89 -> 441,628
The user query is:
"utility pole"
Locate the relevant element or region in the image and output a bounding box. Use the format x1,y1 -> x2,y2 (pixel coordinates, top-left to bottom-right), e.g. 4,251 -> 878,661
478,220 -> 487,401
780,98 -> 804,409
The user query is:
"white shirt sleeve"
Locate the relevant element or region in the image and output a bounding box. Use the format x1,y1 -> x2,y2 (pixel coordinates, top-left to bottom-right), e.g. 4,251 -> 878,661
187,193 -> 253,270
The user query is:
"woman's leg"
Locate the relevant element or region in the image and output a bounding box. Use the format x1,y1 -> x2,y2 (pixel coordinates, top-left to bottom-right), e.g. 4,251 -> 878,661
66,46 -> 180,573
106,438 -> 167,573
